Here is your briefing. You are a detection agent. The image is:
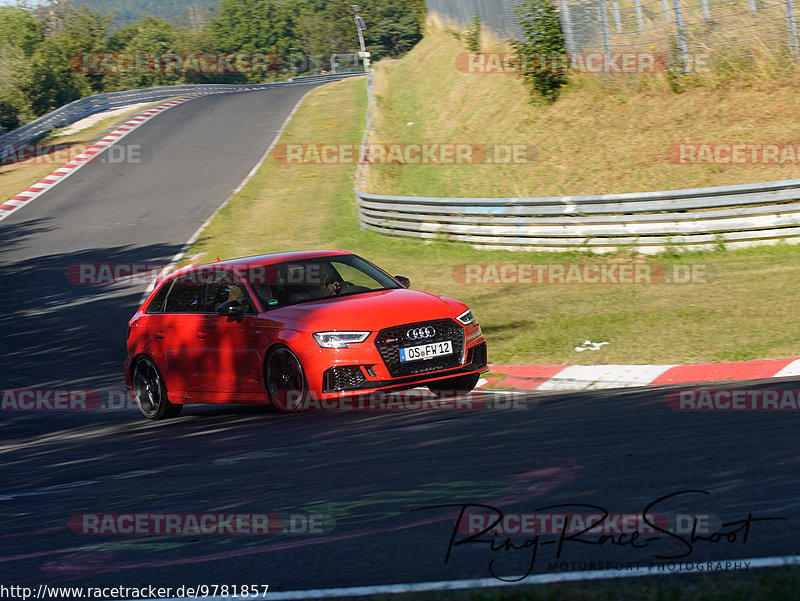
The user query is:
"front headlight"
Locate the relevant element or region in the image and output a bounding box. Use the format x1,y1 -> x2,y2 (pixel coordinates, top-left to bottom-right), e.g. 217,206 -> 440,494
457,309 -> 478,326
313,331 -> 371,348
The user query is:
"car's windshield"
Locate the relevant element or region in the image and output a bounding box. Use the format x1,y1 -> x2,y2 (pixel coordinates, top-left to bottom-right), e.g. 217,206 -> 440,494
245,254 -> 401,310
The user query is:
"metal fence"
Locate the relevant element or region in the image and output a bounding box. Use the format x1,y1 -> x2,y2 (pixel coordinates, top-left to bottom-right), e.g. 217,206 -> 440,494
0,73 -> 364,163
425,0 -> 525,38
426,0 -> 800,71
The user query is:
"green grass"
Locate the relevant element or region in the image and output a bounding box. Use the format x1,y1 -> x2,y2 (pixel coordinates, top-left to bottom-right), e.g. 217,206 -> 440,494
187,75 -> 800,365
364,20 -> 800,199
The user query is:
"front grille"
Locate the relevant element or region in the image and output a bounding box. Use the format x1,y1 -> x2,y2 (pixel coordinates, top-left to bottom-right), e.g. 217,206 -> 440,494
375,319 -> 465,378
470,341 -> 488,368
323,366 -> 368,392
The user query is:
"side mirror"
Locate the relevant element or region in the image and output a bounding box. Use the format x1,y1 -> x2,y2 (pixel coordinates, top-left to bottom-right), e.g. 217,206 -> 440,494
394,275 -> 410,289
217,300 -> 245,321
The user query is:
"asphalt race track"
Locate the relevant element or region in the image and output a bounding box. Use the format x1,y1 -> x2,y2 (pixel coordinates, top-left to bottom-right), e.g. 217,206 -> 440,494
0,84 -> 315,392
1,83 -> 799,597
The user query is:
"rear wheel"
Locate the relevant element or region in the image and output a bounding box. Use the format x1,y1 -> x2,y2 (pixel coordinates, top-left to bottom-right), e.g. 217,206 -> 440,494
132,357 -> 182,420
427,373 -> 481,398
265,346 -> 309,411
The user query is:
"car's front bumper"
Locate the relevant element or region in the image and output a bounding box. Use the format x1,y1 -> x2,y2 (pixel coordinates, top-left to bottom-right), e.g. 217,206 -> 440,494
312,339 -> 488,399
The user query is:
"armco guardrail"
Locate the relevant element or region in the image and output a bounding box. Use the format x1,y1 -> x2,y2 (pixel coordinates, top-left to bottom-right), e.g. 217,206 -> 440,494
353,72 -> 800,253
355,180 -> 800,254
0,72 -> 364,162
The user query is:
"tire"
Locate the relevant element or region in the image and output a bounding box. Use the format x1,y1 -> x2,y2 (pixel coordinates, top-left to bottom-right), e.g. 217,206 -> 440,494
132,356 -> 182,420
427,373 -> 481,398
265,346 -> 309,412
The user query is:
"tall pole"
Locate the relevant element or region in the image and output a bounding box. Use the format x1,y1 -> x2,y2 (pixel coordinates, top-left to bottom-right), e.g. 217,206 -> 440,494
353,5 -> 371,75
787,0 -> 800,61
599,0 -> 612,57
634,0 -> 645,31
672,0 -> 690,73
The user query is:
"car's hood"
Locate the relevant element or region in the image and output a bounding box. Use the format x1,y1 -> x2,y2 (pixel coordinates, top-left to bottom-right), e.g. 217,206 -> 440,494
267,288 -> 463,331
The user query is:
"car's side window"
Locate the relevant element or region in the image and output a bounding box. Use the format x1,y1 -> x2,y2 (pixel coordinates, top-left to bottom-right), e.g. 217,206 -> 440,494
145,279 -> 173,313
163,274 -> 204,313
203,270 -> 256,314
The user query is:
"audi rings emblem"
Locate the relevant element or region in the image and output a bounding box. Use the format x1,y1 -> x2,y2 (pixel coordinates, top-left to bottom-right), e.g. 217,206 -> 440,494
407,326 -> 436,340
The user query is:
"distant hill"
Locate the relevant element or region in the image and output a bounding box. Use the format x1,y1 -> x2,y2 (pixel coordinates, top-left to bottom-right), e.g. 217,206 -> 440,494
76,0 -> 220,27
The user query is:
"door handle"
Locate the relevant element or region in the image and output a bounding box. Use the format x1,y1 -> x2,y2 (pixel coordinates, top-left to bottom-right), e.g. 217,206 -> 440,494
196,331 -> 208,338
154,332 -> 165,339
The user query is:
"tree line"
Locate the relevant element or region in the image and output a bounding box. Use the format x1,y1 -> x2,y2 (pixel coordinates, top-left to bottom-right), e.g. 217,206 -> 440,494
0,0 -> 426,132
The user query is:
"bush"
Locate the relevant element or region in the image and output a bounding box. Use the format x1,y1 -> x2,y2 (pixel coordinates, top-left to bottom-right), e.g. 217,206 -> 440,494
512,0 -> 568,103
465,13 -> 481,52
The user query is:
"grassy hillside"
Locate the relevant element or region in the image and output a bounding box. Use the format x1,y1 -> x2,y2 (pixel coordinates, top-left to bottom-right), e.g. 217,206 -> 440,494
365,20 -> 800,198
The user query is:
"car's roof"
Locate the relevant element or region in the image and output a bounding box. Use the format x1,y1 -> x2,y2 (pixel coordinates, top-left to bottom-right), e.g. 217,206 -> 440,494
171,249 -> 352,277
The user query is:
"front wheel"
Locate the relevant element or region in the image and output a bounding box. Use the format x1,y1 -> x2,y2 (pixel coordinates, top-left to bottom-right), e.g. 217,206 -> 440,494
265,346 -> 309,411
132,357 -> 182,420
427,373 -> 481,398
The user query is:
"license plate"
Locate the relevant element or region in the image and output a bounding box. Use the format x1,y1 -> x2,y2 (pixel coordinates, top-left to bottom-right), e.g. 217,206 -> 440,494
399,340 -> 453,362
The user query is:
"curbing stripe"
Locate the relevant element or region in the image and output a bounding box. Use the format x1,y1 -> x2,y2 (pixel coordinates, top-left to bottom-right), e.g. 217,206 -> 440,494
537,364 -> 676,391
650,358 -> 795,386
485,357 -> 800,391
772,358 -> 800,378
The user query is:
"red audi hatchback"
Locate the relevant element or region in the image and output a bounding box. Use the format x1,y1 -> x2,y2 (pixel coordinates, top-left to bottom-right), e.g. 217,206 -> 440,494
124,250 -> 488,419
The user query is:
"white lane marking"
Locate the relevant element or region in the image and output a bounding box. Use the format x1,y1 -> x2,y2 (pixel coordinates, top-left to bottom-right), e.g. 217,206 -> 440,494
142,554 -> 800,601
137,85 -> 319,305
537,364 -> 676,391
774,359 -> 800,378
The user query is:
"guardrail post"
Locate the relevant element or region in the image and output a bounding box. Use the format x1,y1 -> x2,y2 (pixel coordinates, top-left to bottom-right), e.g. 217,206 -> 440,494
787,0 -> 800,61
